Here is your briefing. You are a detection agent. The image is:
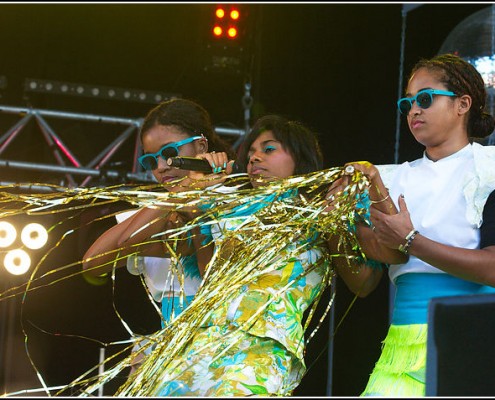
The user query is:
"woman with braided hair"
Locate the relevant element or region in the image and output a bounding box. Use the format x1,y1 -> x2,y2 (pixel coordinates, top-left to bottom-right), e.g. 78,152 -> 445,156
351,53 -> 495,397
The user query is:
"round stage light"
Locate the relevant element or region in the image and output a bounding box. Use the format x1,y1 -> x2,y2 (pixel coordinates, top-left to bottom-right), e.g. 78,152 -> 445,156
227,27 -> 238,38
213,25 -> 223,37
215,8 -> 225,19
21,223 -> 48,250
0,221 -> 17,248
4,249 -> 31,275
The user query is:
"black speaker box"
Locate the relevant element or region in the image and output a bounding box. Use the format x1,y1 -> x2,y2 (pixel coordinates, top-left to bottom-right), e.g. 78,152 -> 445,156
426,293 -> 495,396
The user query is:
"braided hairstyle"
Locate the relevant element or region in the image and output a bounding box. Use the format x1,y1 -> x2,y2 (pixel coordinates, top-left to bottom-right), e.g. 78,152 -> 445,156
140,98 -> 235,158
410,53 -> 495,138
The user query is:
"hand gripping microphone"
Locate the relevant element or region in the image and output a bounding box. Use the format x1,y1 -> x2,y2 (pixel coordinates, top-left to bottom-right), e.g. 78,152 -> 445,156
167,156 -> 241,173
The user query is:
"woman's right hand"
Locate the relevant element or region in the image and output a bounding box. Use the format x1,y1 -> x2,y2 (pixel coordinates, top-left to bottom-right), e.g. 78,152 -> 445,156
166,151 -> 234,192
344,161 -> 379,181
195,151 -> 230,175
324,162 -> 377,212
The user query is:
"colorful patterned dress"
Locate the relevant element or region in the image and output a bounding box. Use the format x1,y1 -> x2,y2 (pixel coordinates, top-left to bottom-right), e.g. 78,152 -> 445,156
112,176 -> 370,397
153,191 -> 333,396
73,168 -> 373,397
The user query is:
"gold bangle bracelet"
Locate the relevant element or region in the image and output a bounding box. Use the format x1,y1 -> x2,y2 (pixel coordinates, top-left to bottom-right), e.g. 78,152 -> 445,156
371,194 -> 390,204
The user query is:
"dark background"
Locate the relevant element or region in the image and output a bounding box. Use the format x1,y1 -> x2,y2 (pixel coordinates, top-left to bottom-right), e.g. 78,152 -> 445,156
0,2 -> 491,396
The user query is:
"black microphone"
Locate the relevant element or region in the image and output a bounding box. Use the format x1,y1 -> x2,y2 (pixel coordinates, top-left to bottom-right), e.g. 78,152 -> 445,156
167,156 -> 241,173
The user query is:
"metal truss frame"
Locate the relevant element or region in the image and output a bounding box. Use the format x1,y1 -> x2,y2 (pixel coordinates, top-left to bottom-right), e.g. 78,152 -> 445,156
0,104 -> 245,189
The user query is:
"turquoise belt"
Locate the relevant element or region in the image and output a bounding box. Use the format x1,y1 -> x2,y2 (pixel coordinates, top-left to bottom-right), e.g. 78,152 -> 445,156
392,272 -> 495,325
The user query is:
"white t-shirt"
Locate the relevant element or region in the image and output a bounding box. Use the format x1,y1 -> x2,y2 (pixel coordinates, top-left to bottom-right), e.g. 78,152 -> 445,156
115,209 -> 201,301
377,144 -> 486,283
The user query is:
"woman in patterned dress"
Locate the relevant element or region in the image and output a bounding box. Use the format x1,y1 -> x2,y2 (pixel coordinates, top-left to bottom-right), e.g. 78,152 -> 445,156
115,115 -> 405,397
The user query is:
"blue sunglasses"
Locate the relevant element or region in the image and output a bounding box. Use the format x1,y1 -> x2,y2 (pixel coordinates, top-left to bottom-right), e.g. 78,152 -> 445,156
397,89 -> 457,115
138,135 -> 203,170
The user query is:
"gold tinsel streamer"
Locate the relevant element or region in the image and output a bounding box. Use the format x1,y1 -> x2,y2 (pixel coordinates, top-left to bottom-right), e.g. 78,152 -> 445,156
0,166 -> 371,397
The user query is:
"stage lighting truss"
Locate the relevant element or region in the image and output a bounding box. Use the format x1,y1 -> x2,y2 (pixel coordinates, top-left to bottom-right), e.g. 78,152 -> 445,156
0,219 -> 49,276
24,78 -> 180,105
0,104 -> 148,188
0,104 -> 245,188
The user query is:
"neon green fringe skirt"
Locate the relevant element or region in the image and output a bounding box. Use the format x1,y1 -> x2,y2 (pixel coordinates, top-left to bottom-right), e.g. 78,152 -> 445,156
360,323 -> 427,397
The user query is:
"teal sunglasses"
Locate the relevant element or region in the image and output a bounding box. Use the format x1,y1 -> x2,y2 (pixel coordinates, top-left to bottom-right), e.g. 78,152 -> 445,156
138,135 -> 202,170
397,89 -> 456,115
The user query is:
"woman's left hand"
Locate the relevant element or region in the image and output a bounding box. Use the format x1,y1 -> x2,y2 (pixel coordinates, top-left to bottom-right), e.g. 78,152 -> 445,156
371,194 -> 415,249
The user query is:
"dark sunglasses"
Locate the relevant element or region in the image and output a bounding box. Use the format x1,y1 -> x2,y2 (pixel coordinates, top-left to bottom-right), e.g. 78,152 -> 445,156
397,89 -> 457,115
138,135 -> 202,170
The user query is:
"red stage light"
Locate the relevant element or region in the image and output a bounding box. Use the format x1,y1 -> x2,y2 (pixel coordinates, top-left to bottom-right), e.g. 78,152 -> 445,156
215,8 -> 225,19
213,25 -> 223,37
